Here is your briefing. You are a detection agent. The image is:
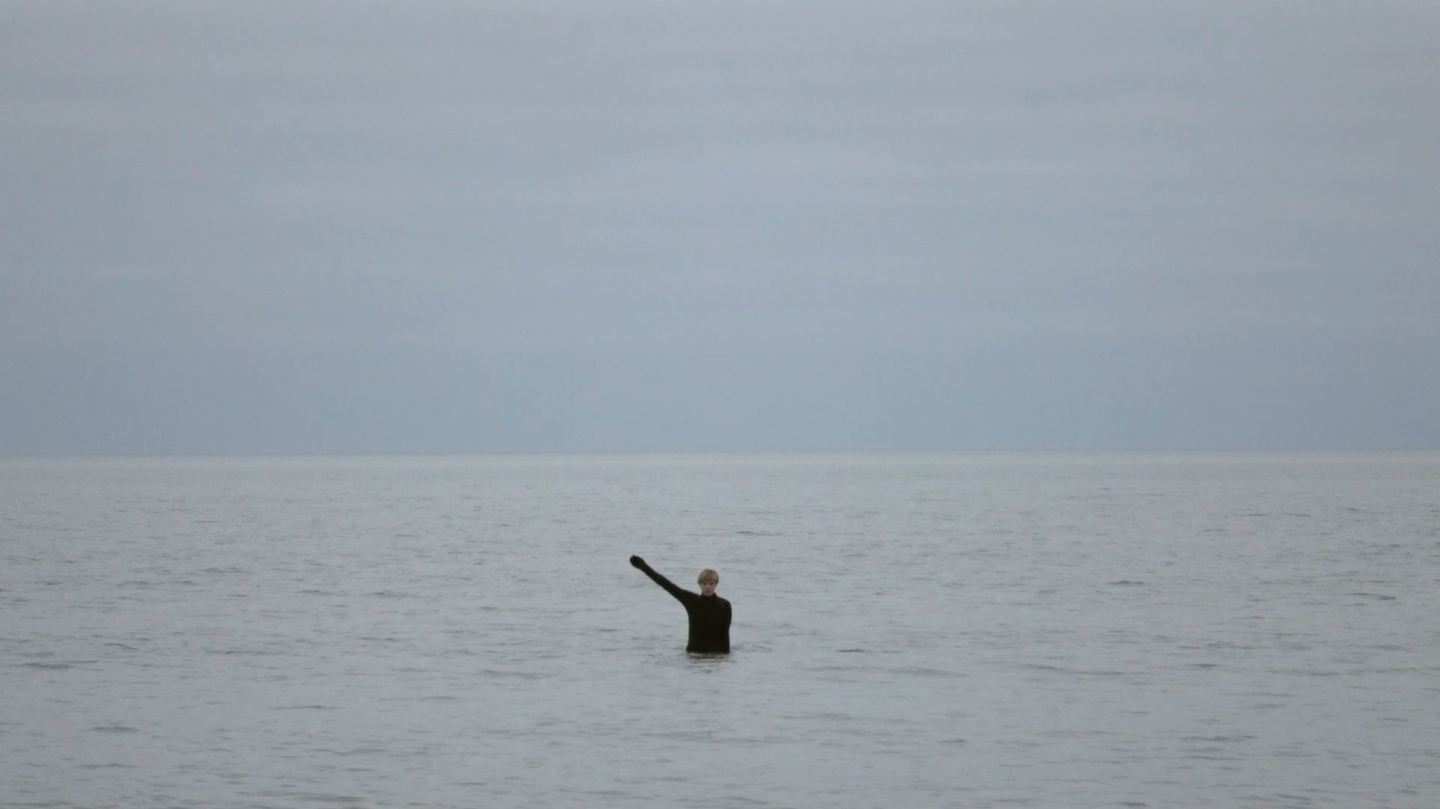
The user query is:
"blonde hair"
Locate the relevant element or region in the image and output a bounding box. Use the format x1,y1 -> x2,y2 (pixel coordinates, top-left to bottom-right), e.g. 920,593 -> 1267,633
697,568 -> 719,585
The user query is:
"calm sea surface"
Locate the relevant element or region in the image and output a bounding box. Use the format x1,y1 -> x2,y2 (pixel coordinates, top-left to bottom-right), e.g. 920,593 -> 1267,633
3,453 -> 1438,808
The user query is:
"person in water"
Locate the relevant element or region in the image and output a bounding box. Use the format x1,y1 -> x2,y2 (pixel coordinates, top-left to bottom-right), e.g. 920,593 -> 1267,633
630,555 -> 731,653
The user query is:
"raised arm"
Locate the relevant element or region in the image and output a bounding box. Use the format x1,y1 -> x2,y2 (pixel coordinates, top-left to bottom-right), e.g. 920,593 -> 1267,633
630,555 -> 694,604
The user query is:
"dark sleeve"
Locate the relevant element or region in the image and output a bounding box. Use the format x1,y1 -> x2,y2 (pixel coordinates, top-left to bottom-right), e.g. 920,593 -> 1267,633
638,564 -> 696,605
723,599 -> 732,630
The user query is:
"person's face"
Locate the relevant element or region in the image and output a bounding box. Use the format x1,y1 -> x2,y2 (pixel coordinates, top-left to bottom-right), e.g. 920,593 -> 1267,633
699,579 -> 717,596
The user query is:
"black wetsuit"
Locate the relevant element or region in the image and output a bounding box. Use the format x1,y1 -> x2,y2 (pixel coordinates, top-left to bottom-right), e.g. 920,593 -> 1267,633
633,560 -> 731,653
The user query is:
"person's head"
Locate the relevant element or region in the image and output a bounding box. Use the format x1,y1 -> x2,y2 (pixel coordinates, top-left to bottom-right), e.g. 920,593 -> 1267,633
697,568 -> 719,596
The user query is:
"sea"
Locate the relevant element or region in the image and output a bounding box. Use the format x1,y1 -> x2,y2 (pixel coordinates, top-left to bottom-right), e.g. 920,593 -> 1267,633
3,452 -> 1438,808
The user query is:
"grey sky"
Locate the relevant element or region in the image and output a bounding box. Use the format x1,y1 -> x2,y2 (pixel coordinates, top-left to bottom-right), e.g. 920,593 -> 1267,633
2,1 -> 1436,453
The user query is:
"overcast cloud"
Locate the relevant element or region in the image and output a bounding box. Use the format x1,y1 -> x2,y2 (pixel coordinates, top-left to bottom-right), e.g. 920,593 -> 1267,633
2,1 -> 1436,453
